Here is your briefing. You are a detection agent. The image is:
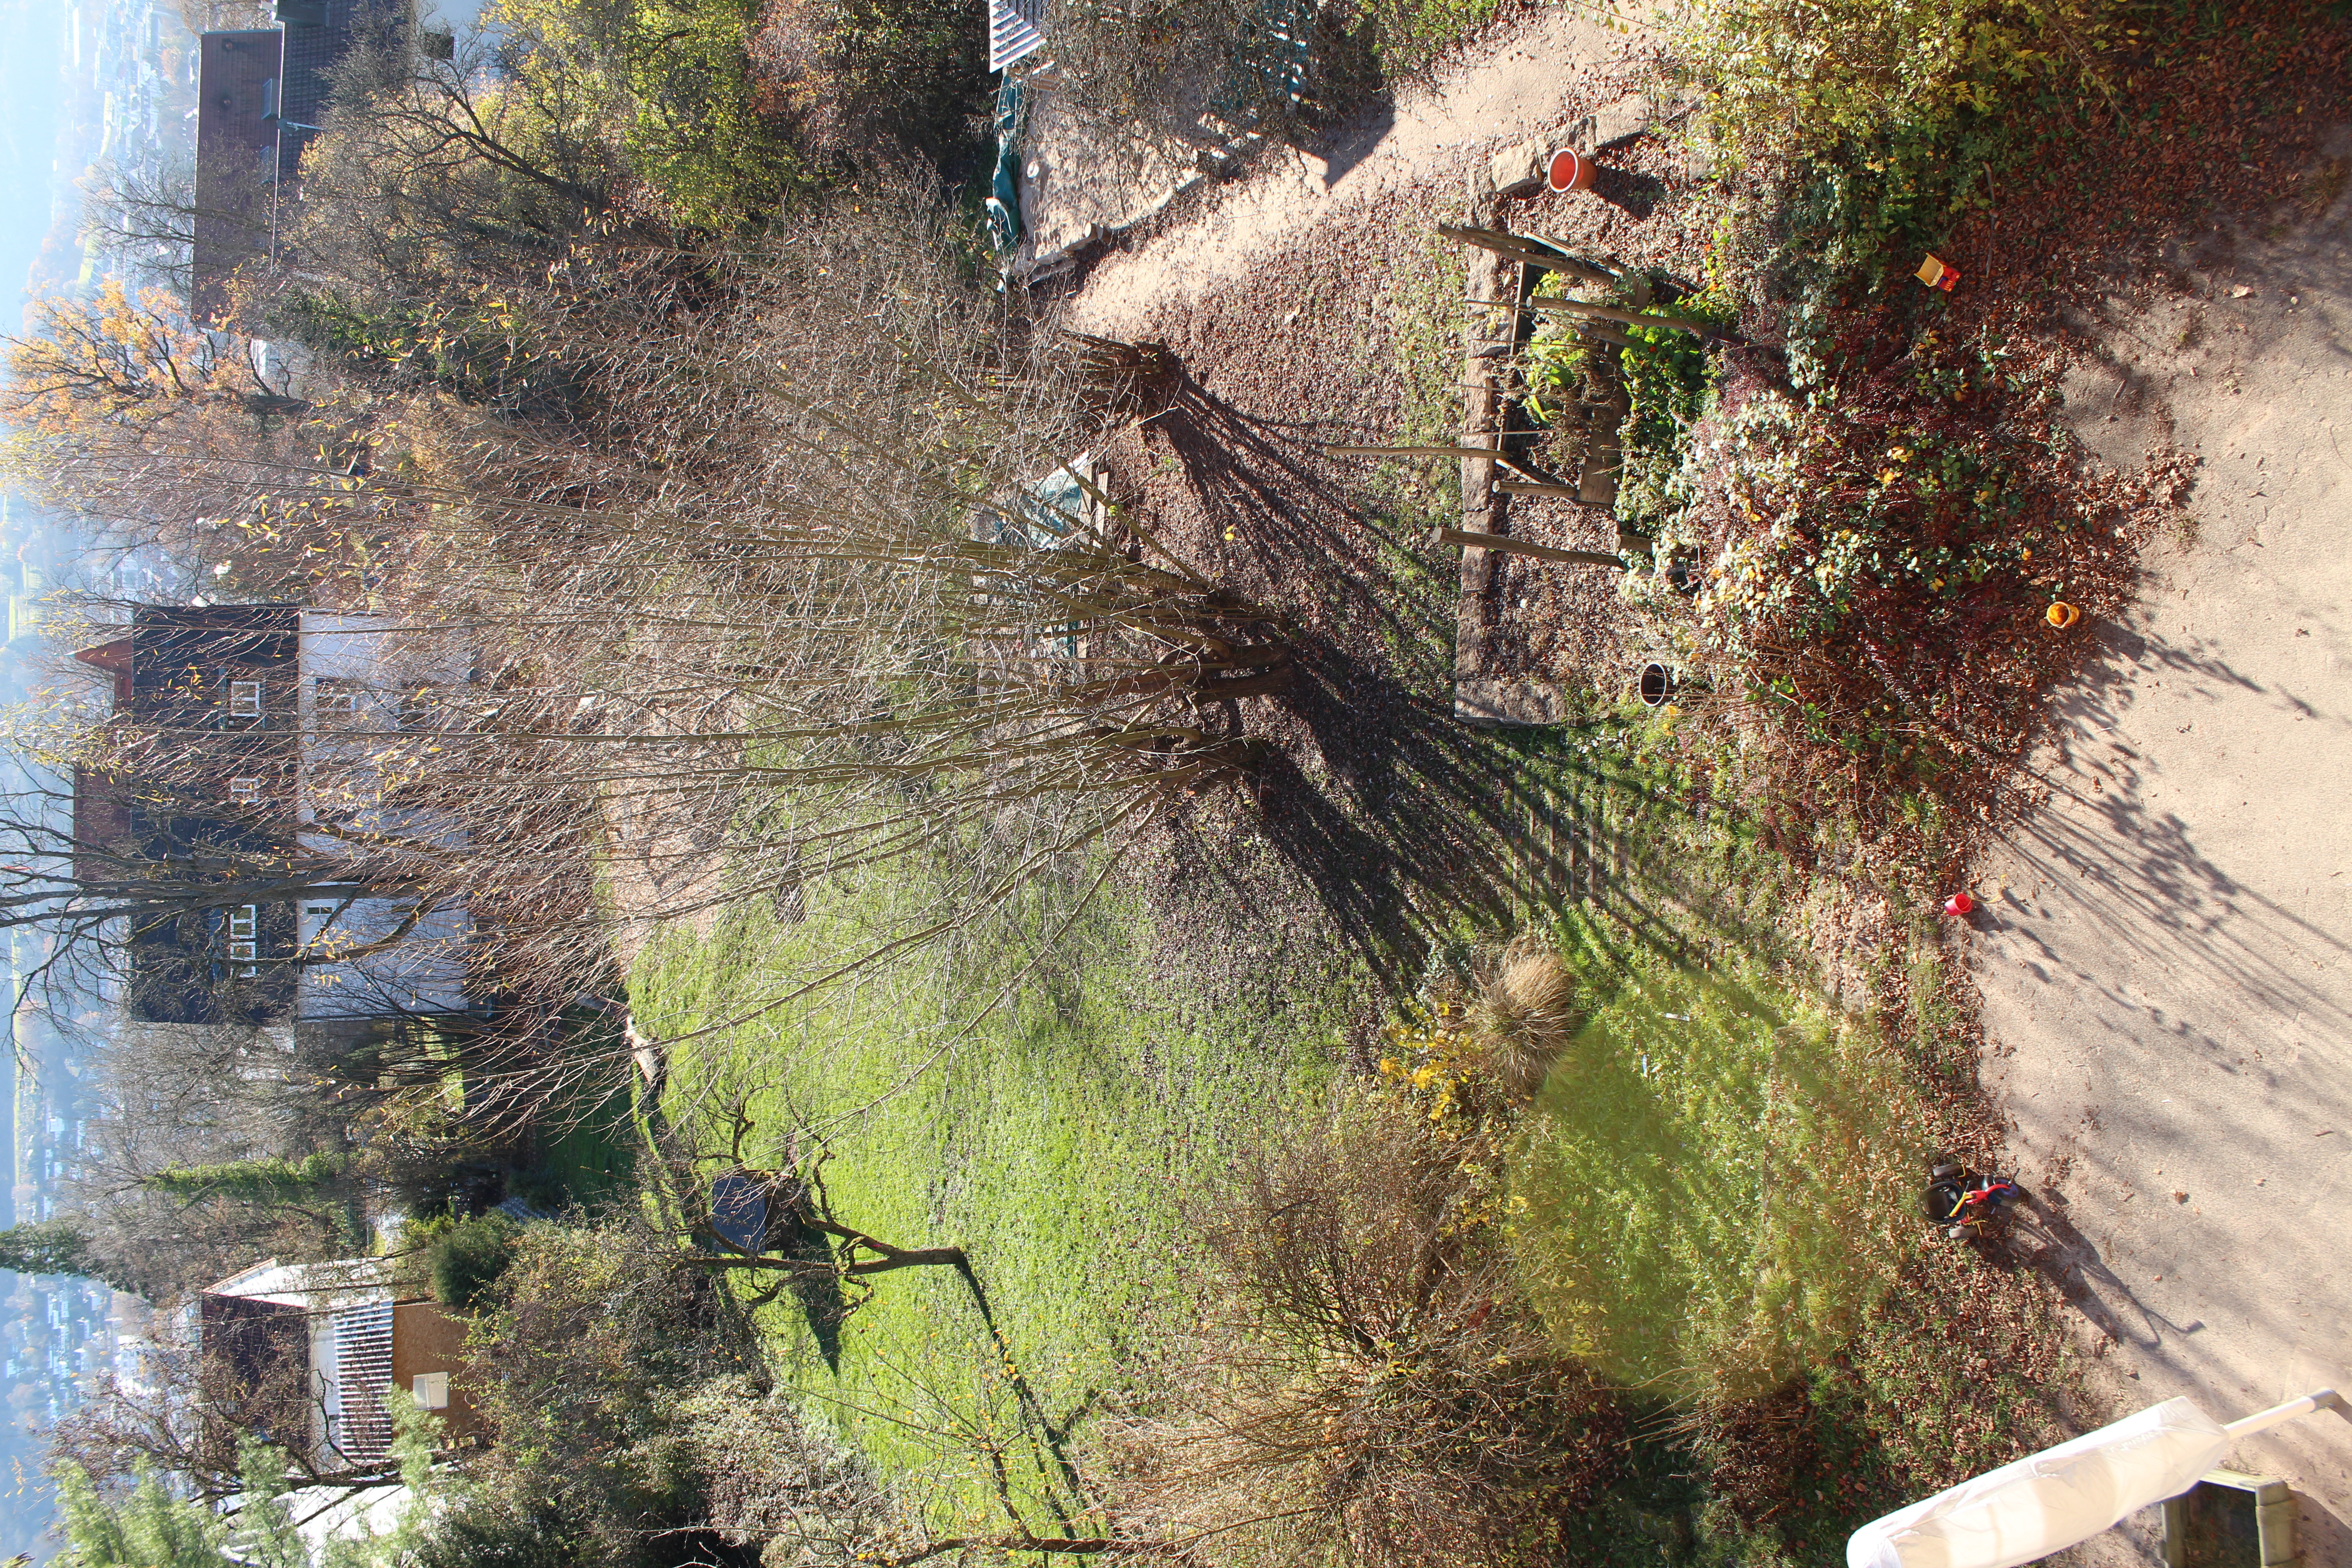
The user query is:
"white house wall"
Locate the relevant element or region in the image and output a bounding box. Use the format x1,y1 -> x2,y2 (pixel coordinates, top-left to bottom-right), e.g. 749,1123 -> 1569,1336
307,1308 -> 339,1465
296,772 -> 473,847
297,610 -> 474,686
292,612 -> 480,1019
296,897 -> 474,1019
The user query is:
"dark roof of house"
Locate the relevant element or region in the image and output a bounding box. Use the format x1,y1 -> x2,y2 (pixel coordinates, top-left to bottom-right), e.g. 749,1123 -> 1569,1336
279,0 -> 364,142
130,603 -> 300,678
190,3 -> 372,319
191,30 -> 283,321
73,633 -> 134,708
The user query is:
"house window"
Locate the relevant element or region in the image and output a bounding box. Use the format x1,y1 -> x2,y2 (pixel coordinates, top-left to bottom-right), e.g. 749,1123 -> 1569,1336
316,688 -> 357,716
229,777 -> 261,804
228,680 -> 262,717
226,905 -> 259,977
412,1372 -> 450,1410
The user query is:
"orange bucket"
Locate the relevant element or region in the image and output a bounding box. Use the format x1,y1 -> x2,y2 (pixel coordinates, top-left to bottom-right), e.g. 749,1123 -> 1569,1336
1547,148 -> 1594,193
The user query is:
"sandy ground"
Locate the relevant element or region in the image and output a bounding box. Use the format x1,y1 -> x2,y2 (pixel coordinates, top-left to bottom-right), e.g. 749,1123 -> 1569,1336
1067,8 -> 1639,337
1971,176 -> 2352,1560
599,792 -> 729,974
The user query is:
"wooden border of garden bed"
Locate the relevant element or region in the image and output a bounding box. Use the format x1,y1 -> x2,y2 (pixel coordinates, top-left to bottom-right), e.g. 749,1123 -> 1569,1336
1450,214 -> 1587,728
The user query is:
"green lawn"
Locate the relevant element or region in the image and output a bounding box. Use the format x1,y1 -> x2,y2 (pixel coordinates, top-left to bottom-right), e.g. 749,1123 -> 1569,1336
529,1009 -> 639,1205
628,867 -> 1350,1534
616,689 -> 2048,1560
1508,907 -> 1929,1404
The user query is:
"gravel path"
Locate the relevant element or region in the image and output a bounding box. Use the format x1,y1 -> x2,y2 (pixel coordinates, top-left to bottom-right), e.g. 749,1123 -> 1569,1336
1970,176 -> 2352,1563
1066,8 -> 1636,338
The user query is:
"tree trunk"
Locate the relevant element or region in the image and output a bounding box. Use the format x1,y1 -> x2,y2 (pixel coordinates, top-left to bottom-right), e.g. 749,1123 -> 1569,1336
843,1245 -> 967,1276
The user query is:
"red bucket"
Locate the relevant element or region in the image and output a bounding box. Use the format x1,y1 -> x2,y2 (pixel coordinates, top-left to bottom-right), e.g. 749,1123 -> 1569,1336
1546,147 -> 1594,193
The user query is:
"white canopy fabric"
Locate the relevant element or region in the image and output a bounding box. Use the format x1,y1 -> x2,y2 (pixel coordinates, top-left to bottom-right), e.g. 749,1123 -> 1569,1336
1846,1397 -> 2227,1568
1848,1389 -> 2342,1568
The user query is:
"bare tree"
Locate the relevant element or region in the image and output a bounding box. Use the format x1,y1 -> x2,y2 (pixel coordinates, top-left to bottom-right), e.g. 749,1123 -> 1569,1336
653,1101 -> 973,1304
78,158 -> 245,298
50,1302 -> 424,1504
17,177 -> 1291,1125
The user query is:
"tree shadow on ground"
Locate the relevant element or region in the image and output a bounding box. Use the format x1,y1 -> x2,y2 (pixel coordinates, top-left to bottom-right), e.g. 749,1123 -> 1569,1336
946,1257 -> 1093,1519
1129,364 -> 1862,992
2013,1198 -> 2185,1353
1127,340 -> 1930,1078
775,1209 -> 851,1373
1140,375 -> 1718,989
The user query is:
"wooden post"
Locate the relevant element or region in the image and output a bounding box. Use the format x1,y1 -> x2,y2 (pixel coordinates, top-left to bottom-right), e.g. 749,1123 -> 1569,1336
1324,445 -> 1562,483
1437,223 -> 1617,284
1326,444 -> 1531,459
1437,527 -> 1625,568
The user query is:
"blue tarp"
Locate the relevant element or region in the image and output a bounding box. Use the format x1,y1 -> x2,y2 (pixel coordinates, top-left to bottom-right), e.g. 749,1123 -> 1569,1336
707,1171 -> 768,1255
985,77 -> 1024,255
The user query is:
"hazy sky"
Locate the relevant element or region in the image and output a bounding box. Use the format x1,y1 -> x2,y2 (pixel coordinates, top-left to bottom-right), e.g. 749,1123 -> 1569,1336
0,0 -> 67,338
2,5 -> 79,1557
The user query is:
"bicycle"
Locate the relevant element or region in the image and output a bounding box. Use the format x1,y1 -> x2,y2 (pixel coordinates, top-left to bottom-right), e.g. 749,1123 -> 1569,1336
1921,1160 -> 2028,1242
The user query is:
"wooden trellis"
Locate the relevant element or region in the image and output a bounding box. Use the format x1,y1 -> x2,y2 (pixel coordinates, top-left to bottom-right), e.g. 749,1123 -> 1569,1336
1334,223 -> 1730,538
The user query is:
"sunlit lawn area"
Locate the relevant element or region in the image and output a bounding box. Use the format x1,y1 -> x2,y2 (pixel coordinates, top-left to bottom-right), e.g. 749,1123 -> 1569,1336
628,875 -> 1348,1527
1510,908 -> 1929,1404
620,718 -> 2038,1559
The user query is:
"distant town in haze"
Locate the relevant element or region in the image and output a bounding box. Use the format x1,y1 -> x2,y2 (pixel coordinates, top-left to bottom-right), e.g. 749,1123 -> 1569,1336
1,0 -> 201,1553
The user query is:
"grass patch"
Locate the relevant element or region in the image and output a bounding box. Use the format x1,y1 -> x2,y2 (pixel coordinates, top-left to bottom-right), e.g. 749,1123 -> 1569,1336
533,1013 -> 639,1205
1509,907 -> 1929,1402
627,864 -> 1349,1534
611,724 -> 2071,1558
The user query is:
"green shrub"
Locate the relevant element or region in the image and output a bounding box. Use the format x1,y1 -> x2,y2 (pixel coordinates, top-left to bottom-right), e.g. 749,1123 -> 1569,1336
1614,285 -> 1735,534
411,1497 -> 587,1568
140,1150 -> 353,1205
1662,0 -> 2132,167
1522,328 -> 1594,428
1679,322 -> 2073,769
428,1212 -> 523,1311
491,0 -> 813,228
618,0 -> 811,226
444,1224 -> 762,1562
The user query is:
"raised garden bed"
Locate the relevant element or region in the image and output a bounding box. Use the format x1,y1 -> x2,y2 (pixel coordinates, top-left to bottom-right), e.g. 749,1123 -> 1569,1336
1440,219 -> 1722,725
